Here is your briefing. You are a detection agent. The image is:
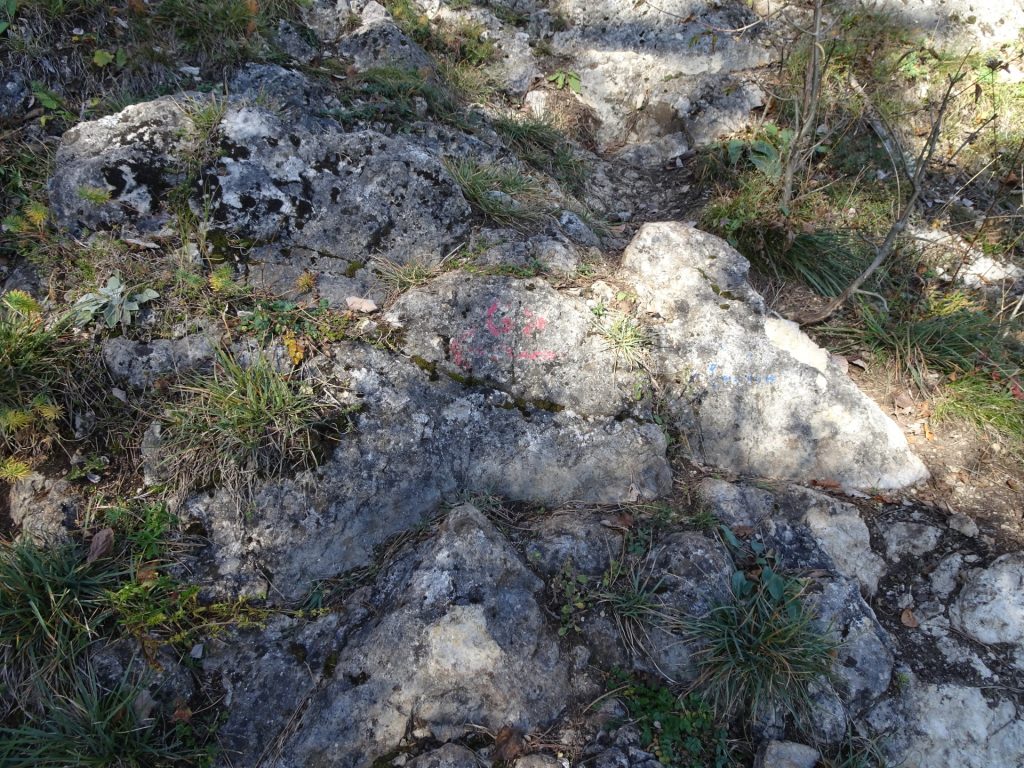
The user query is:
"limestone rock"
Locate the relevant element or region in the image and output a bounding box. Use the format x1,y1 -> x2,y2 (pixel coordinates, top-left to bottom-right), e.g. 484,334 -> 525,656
876,683 -> 1024,768
102,334 -> 215,391
950,553 -> 1024,645
185,343 -> 671,601
48,96 -> 193,235
274,505 -> 570,766
8,472 -> 80,544
409,744 -> 481,768
754,741 -> 819,768
386,273 -> 644,418
620,223 -> 928,490
549,0 -> 772,152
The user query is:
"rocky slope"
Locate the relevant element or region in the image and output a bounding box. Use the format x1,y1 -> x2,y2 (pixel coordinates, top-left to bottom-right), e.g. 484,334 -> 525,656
4,1 -> 1024,767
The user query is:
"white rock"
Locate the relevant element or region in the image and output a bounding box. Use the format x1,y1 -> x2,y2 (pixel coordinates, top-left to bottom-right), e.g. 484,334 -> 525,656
950,553 -> 1024,645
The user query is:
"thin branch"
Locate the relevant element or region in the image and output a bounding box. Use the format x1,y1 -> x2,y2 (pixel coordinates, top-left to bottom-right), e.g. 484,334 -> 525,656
794,64 -> 969,326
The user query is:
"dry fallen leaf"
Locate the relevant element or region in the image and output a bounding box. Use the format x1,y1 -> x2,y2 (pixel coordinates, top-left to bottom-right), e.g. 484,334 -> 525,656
494,725 -> 525,762
172,704 -> 193,724
87,527 -> 115,563
900,608 -> 920,628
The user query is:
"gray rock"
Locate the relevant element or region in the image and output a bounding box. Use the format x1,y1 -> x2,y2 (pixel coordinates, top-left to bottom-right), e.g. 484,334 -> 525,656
558,210 -> 600,247
948,512 -> 980,538
619,223 -> 928,490
882,522 -> 942,563
513,755 -> 562,768
88,639 -> 194,721
549,0 -> 772,151
205,612 -> 354,767
699,479 -> 886,595
274,505 -> 570,766
338,3 -> 434,72
185,343 -> 670,600
102,334 -> 215,391
8,472 -> 80,544
211,106 -> 472,267
525,512 -> 621,578
950,553 -> 1024,645
48,96 -> 194,235
386,273 -> 644,418
809,578 -> 893,715
876,682 -> 1024,768
930,553 -> 963,600
754,740 -> 819,768
641,532 -> 733,681
409,744 -> 481,768
0,71 -> 31,124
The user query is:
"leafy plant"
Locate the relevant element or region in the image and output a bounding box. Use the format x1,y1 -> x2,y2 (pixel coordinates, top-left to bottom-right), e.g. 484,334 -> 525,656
73,274 -> 159,330
553,559 -> 591,636
547,69 -> 581,94
0,0 -> 16,35
683,527 -> 838,724
611,673 -> 731,768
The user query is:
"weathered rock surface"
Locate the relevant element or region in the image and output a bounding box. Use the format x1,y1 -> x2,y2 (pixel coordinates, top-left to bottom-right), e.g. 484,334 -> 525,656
387,273 -> 643,417
8,472 -> 81,544
950,553 -> 1024,645
48,96 -> 192,235
102,333 -> 215,391
870,682 -> 1024,768
548,0 -> 773,154
186,343 -> 671,601
754,740 -> 819,768
620,223 -> 928,490
699,478 -> 887,596
273,505 -> 570,766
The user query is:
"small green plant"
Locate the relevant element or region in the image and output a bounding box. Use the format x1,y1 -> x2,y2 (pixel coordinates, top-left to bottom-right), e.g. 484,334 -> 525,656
0,540 -> 121,687
0,663 -> 209,767
73,274 -> 159,330
0,0 -> 16,35
547,69 -> 581,94
683,527 -> 838,724
372,255 -> 445,301
445,158 -> 549,226
159,349 -> 348,499
611,672 -> 731,768
553,559 -> 591,636
595,312 -> 651,370
76,185 -> 111,204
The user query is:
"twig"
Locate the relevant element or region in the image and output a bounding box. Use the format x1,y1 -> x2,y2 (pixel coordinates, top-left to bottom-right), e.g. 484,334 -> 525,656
794,63 -> 969,326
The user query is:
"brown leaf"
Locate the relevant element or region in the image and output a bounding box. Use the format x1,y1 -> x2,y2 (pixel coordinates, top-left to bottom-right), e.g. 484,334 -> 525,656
137,566 -> 159,583
811,479 -> 842,490
900,608 -> 920,628
87,527 -> 115,563
601,511 -> 634,530
732,525 -> 754,538
172,704 -> 193,724
494,725 -> 525,762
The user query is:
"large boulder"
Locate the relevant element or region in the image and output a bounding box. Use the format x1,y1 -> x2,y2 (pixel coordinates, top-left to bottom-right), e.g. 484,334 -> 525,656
186,343 -> 671,601
619,223 -> 928,490
274,505 -> 571,766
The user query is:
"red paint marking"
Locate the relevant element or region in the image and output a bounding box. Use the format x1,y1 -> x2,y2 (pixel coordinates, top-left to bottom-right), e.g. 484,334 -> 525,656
485,301 -> 514,337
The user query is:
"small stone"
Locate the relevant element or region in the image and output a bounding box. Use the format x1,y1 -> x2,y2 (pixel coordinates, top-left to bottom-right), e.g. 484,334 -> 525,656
754,740 -> 820,768
345,296 -> 378,314
949,513 -> 979,537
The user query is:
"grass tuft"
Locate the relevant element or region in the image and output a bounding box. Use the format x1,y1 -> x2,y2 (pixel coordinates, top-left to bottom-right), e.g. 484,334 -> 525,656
0,662 -> 208,768
158,349 -> 347,501
493,114 -> 590,193
684,564 -> 837,723
594,312 -> 651,370
445,158 -> 549,226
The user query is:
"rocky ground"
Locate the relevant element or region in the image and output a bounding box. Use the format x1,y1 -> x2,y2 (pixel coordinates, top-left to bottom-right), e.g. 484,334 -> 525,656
1,1 -> 1023,767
